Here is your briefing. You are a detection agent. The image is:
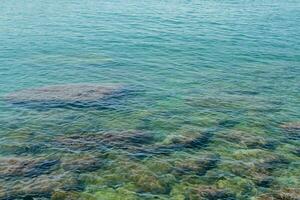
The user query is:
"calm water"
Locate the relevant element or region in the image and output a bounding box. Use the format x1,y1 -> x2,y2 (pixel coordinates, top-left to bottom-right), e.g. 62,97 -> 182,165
0,0 -> 300,199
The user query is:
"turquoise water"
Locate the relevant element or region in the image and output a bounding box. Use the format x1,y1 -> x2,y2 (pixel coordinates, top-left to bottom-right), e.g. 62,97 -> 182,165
0,0 -> 300,199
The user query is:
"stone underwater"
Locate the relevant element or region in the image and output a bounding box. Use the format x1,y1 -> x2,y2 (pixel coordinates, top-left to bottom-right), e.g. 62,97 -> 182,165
0,0 -> 299,200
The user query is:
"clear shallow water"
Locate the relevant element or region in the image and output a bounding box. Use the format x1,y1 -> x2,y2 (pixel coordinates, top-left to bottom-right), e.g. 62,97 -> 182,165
0,0 -> 300,199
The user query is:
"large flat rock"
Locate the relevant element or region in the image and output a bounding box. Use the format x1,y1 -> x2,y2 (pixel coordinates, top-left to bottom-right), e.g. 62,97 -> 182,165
4,83 -> 124,107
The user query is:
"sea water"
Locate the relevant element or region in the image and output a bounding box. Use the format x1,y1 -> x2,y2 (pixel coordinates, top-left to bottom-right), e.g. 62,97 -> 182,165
0,0 -> 299,199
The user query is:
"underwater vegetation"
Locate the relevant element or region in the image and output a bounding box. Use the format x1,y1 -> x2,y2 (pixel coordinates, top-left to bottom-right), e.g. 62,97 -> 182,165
0,83 -> 299,200
1,0 -> 300,199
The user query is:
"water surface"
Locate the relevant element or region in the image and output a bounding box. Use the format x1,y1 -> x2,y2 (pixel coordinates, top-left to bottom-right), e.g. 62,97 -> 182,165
0,0 -> 299,199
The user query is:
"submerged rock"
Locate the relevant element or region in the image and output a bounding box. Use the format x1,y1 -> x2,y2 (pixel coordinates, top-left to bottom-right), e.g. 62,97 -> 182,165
0,157 -> 60,179
256,154 -> 289,173
93,187 -> 139,200
123,131 -> 213,159
100,160 -> 175,195
217,177 -> 256,198
252,174 -> 274,188
281,122 -> 300,132
216,131 -> 277,150
291,148 -> 300,157
163,131 -> 211,149
185,97 -> 242,110
128,169 -> 174,194
220,148 -> 291,190
4,84 -> 124,108
51,191 -> 82,200
16,130 -> 212,163
130,172 -> 168,194
145,159 -> 173,175
0,173 -> 81,200
234,149 -> 289,171
275,188 -> 300,200
61,155 -> 103,173
54,131 -> 155,153
186,186 -> 235,200
99,131 -> 154,148
53,130 -> 210,159
256,188 -> 300,200
173,154 -> 219,176
0,186 -> 5,200
0,141 -> 48,156
281,122 -> 300,139
51,190 -> 96,200
150,131 -> 212,157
